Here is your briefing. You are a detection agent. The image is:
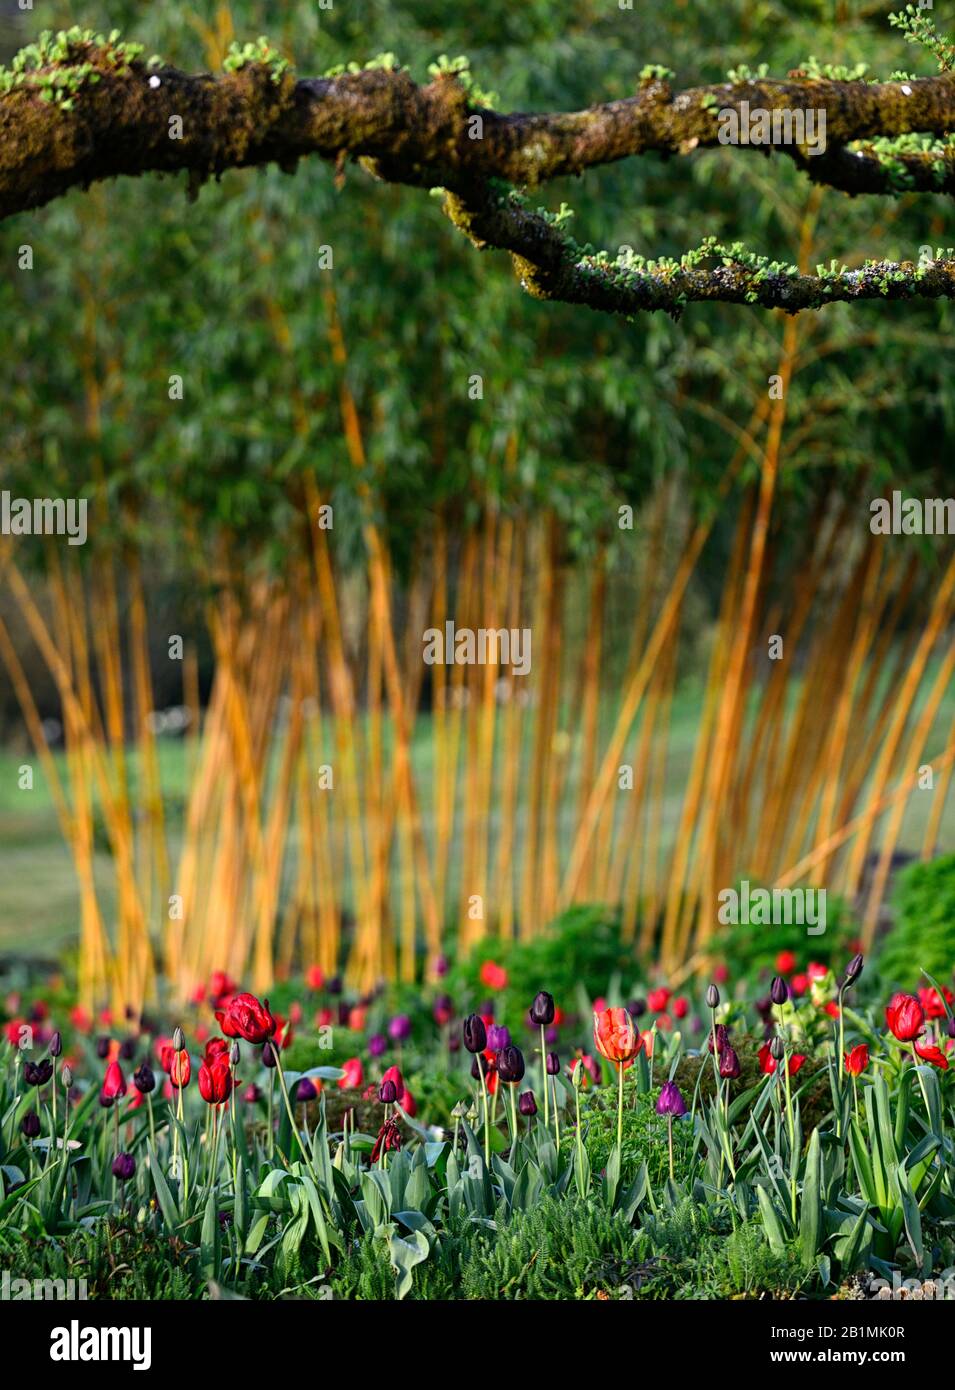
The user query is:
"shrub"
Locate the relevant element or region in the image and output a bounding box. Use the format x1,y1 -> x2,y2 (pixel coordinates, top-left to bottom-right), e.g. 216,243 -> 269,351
878,853 -> 955,989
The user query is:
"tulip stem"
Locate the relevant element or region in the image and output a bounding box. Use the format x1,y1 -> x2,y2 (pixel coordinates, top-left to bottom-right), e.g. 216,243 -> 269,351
509,1084 -> 518,1151
478,1058 -> 491,1169
783,1047 -> 797,1224
272,1050 -> 307,1162
551,1077 -> 560,1152
909,1042 -> 933,1128
616,1060 -> 624,1153
667,1114 -> 675,1184
540,1025 -> 549,1129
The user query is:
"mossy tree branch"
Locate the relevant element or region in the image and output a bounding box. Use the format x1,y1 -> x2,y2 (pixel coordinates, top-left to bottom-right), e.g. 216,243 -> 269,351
1,30 -> 954,318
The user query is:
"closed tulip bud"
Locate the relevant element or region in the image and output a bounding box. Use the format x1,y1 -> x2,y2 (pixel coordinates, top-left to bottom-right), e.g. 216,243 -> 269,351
841,953 -> 864,988
111,1152 -> 136,1182
770,1035 -> 786,1061
293,1078 -> 318,1103
471,1055 -> 487,1081
706,984 -> 720,1009
379,1079 -> 398,1104
572,1059 -> 584,1089
770,976 -> 788,1006
230,1041 -> 241,1066
262,1041 -> 277,1068
172,1025 -> 185,1052
21,1110 -> 41,1138
133,1062 -> 156,1094
61,1064 -> 73,1088
529,991 -> 555,1027
719,1045 -> 741,1079
627,998 -> 647,1018
518,1090 -> 537,1116
119,1037 -> 136,1060
95,1036 -> 111,1059
546,1051 -> 560,1076
49,1030 -> 62,1058
463,1014 -> 487,1054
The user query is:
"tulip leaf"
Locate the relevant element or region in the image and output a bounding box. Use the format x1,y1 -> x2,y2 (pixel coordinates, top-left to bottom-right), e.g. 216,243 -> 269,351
756,1184 -> 787,1255
147,1143 -> 181,1229
388,1229 -> 430,1300
799,1128 -> 823,1267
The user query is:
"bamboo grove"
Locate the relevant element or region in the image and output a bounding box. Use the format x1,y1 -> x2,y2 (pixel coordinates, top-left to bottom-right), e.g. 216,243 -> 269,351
0,0 -> 953,1011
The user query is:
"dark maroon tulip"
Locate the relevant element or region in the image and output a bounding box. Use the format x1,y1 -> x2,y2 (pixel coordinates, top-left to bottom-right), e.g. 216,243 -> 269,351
628,998 -> 647,1018
546,1051 -> 560,1076
471,1055 -> 488,1081
111,1153 -> 136,1181
487,1024 -> 510,1051
261,1041 -> 277,1068
770,976 -> 788,1006
133,1062 -> 156,1094
497,1045 -> 525,1084
708,1024 -> 730,1056
294,1078 -> 318,1102
328,976 -> 342,996
518,1090 -> 537,1117
463,1014 -> 487,1054
95,1036 -> 111,1060
719,1045 -> 741,1079
230,1041 -> 241,1066
529,991 -> 555,1027
21,1110 -> 41,1138
706,985 -> 720,1009
49,1030 -> 62,1058
770,1035 -> 786,1061
24,1059 -> 54,1086
379,1079 -> 398,1104
119,1037 -> 136,1060
656,1081 -> 688,1117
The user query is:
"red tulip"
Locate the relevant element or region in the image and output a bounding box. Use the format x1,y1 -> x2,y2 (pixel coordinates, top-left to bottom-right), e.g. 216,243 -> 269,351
305,965 -> 325,990
844,1044 -> 869,1076
198,1056 -> 233,1104
914,1042 -> 949,1070
215,992 -> 277,1045
672,996 -> 689,1020
593,1007 -> 639,1064
885,993 -> 924,1042
204,1038 -> 229,1063
479,960 -> 508,991
758,1044 -> 806,1077
775,949 -> 796,974
647,987 -> 671,1014
338,1057 -> 363,1089
382,1064 -> 403,1095
162,1047 -> 191,1089
101,1060 -> 127,1100
918,986 -> 953,1020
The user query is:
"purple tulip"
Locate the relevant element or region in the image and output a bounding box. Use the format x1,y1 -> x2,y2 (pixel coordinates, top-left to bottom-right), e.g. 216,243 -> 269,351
546,1051 -> 560,1076
379,1079 -> 398,1104
656,1081 -> 688,1118
368,1032 -> 388,1058
487,1024 -> 510,1051
111,1153 -> 136,1181
388,1014 -> 412,1043
518,1090 -> 537,1117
